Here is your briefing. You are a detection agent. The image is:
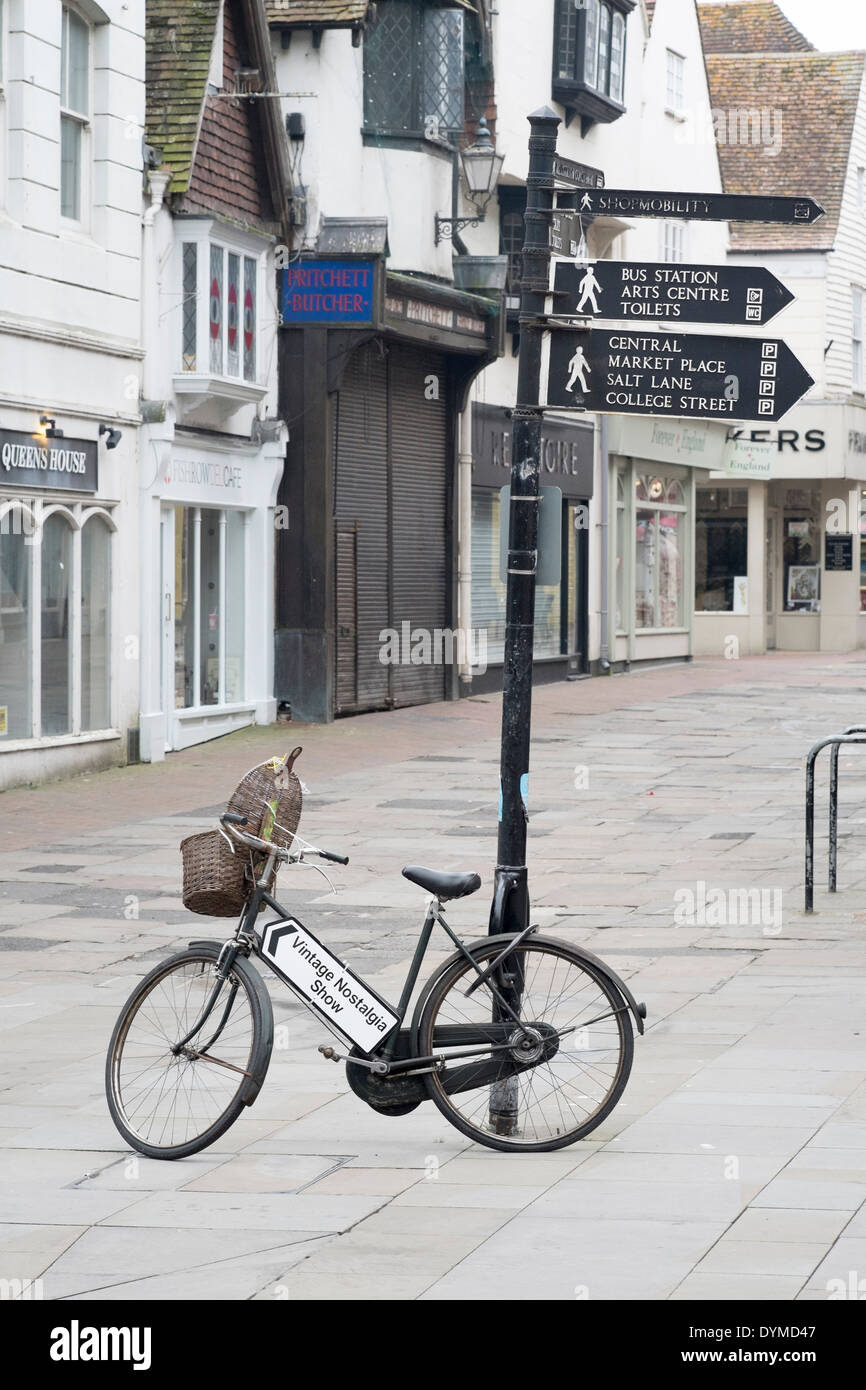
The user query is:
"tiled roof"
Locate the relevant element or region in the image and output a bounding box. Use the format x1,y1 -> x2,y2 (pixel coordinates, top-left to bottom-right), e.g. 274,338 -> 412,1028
264,0 -> 370,24
697,2 -> 814,54
146,0 -> 220,196
704,50 -> 864,250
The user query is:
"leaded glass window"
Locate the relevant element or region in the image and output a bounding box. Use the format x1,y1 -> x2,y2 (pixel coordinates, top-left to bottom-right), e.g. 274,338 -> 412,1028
364,2 -> 465,141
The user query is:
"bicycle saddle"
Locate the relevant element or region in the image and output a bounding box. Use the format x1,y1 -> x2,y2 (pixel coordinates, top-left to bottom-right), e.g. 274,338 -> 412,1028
402,866 -> 481,901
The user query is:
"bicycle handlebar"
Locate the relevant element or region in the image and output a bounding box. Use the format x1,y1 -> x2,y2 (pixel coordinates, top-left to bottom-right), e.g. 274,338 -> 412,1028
218,814 -> 349,867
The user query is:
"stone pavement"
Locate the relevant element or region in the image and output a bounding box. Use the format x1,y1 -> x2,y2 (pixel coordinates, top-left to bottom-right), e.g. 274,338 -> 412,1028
2,651 -> 866,1301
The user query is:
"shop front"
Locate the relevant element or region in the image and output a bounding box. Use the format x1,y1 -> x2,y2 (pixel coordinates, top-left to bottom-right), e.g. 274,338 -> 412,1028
694,403 -> 866,657
469,404 -> 593,692
139,430 -> 284,760
607,414 -> 729,668
0,418 -> 137,788
275,239 -> 503,722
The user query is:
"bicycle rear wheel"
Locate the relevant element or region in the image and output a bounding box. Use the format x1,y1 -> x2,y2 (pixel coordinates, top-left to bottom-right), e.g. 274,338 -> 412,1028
416,935 -> 633,1152
106,944 -> 269,1159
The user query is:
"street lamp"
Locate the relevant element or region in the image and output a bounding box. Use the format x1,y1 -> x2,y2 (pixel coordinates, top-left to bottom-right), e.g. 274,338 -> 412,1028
434,118 -> 505,245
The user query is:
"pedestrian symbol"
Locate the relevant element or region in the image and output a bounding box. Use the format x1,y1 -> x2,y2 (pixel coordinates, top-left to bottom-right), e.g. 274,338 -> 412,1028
566,344 -> 591,394
580,192 -> 593,212
575,265 -> 601,314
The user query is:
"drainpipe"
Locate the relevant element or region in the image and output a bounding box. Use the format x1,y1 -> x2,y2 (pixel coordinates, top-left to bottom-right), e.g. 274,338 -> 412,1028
599,411 -> 611,671
458,397 -> 473,692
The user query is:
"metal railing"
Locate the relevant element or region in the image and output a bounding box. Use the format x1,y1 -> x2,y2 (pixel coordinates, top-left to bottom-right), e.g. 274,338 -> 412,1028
805,726 -> 866,912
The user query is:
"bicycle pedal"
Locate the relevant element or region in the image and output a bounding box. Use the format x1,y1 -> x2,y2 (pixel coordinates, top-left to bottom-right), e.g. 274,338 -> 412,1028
318,1045 -> 343,1064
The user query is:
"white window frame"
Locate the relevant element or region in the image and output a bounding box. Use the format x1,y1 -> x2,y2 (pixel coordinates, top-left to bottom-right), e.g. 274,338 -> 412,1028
172,219 -> 270,404
853,286 -> 864,393
661,219 -> 686,263
665,47 -> 685,114
60,3 -> 93,230
0,498 -> 116,746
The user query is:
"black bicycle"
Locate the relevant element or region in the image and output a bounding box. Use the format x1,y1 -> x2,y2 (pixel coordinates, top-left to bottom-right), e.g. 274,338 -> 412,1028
106,814 -> 645,1156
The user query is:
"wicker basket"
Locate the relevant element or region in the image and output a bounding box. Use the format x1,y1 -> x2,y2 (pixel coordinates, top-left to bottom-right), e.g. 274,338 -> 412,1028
226,747 -> 303,851
180,830 -> 249,917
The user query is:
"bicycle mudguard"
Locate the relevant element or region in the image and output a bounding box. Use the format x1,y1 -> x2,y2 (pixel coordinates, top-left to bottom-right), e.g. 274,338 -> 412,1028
411,932 -> 646,1040
187,941 -> 275,1104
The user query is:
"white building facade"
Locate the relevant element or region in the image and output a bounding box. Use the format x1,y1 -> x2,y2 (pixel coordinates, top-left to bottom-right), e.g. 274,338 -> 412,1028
138,0 -> 292,761
0,0 -> 145,790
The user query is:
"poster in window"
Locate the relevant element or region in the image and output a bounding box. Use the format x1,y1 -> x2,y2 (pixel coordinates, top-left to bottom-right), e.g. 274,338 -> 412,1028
786,564 -> 821,612
732,577 -> 748,614
0,707 -> 7,736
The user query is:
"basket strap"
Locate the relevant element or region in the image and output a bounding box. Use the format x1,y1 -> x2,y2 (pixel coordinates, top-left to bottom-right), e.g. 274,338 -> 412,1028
284,746 -> 303,775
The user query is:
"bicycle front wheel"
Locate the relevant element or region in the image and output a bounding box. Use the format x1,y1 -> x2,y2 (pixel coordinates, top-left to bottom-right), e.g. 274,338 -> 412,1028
416,935 -> 634,1153
106,944 -> 269,1160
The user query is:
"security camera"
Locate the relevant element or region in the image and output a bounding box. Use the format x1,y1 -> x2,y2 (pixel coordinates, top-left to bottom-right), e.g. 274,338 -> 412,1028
99,424 -> 122,450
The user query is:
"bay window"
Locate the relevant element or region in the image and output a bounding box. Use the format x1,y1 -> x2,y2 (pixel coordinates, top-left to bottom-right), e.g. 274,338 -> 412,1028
364,1 -> 465,144
174,224 -> 266,406
553,0 -> 633,127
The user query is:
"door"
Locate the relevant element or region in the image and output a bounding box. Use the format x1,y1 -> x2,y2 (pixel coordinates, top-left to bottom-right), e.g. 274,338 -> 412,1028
333,341 -> 449,713
159,506 -> 176,750
766,507 -> 778,650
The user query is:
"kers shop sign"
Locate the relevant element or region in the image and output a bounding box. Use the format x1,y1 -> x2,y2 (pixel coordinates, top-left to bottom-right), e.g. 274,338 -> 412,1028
0,428 -> 98,493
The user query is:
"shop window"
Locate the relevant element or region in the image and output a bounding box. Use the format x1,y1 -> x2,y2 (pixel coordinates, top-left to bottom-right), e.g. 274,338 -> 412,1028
615,470 -> 625,631
173,505 -> 246,710
60,5 -> 90,224
695,486 -> 748,612
782,493 -> 821,612
634,473 -> 686,629
364,2 -> 465,143
41,513 -> 73,735
81,516 -> 110,731
1,505 -> 115,741
552,0 -> 631,128
471,489 -> 563,663
0,505 -> 32,739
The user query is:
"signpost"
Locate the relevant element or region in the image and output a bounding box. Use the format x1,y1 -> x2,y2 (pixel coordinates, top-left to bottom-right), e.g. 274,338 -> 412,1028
572,189 -> 825,225
546,329 -> 814,422
493,108 -> 817,958
548,210 -> 584,257
552,260 -> 795,326
551,154 -> 604,189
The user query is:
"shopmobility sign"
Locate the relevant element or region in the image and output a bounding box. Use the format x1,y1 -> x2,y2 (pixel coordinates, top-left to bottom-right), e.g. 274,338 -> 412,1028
572,189 -> 825,225
0,428 -> 97,493
280,259 -> 375,324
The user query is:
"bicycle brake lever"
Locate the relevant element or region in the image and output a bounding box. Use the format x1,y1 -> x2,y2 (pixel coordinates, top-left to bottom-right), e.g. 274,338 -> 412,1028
303,858 -> 337,896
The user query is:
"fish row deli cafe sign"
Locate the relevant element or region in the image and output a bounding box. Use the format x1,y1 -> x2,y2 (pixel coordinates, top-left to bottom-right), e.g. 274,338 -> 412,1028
0,428 -> 97,493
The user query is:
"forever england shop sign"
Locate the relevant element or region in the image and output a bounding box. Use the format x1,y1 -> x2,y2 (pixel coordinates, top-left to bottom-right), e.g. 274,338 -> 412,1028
280,259 -> 375,324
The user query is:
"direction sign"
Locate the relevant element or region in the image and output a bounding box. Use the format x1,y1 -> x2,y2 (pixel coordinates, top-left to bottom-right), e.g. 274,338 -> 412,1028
549,210 -> 584,256
551,154 -> 604,189
546,328 -> 813,422
552,260 -> 795,326
572,189 -> 825,225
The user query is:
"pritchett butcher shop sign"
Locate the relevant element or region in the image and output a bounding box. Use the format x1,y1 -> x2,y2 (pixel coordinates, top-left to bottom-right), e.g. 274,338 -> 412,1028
0,428 -> 98,493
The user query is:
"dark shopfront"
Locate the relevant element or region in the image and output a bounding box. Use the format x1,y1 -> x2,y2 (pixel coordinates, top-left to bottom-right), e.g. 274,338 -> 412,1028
275,259 -> 503,723
469,403 -> 594,694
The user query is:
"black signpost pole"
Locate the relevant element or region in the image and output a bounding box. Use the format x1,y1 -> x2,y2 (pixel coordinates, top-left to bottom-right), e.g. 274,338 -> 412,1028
489,106 -> 561,946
